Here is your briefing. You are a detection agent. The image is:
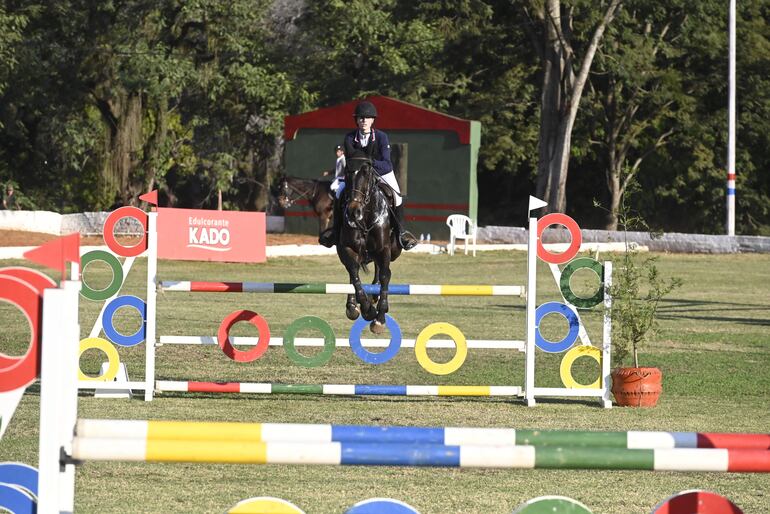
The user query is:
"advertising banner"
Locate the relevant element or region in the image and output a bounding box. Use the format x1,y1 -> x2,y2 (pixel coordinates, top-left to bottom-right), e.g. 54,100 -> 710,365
157,208 -> 266,263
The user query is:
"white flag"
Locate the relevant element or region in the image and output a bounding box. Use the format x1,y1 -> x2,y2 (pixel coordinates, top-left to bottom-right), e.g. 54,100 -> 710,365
528,196 -> 548,212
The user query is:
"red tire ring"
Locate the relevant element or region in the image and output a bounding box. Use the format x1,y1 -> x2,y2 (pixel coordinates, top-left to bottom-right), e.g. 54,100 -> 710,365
217,310 -> 271,362
103,206 -> 148,257
0,275 -> 42,392
537,213 -> 582,264
652,490 -> 743,514
0,267 -> 57,292
0,268 -> 54,380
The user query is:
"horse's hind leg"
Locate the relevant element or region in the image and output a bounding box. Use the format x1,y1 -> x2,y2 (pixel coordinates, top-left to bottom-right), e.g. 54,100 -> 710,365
370,262 -> 380,310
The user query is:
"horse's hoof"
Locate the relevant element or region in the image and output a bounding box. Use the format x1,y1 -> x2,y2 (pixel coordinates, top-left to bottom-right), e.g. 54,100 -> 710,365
346,305 -> 360,320
369,321 -> 386,335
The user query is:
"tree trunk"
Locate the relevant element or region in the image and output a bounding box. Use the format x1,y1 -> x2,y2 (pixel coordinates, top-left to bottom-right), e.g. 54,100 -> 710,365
97,90 -> 143,206
137,95 -> 169,203
534,0 -> 622,214
253,133 -> 282,212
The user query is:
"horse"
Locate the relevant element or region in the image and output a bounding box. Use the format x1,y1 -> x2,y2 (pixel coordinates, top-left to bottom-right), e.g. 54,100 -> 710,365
274,174 -> 334,236
337,159 -> 402,334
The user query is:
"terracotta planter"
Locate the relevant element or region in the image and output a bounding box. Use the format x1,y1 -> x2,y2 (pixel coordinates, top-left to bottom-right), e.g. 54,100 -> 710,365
610,367 -> 662,407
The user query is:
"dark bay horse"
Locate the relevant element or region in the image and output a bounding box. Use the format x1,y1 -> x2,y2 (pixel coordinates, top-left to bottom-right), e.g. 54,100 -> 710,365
274,175 -> 334,236
338,160 -> 402,334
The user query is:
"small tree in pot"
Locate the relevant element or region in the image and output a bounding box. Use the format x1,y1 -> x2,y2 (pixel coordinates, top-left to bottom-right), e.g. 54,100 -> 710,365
605,191 -> 682,407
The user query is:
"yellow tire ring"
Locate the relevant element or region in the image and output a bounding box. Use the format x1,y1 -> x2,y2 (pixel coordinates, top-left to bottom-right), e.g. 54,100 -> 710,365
78,337 -> 120,381
414,322 -> 467,375
559,345 -> 601,389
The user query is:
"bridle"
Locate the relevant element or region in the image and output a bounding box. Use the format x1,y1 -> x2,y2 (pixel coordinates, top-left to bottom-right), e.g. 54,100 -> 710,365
348,169 -> 374,207
345,163 -> 382,235
278,178 -> 316,207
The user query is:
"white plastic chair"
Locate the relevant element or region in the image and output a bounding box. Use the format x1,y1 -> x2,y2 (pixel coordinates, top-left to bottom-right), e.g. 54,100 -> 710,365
446,214 -> 477,256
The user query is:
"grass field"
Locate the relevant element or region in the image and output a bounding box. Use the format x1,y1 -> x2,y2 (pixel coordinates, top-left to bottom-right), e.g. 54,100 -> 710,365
2,250 -> 770,513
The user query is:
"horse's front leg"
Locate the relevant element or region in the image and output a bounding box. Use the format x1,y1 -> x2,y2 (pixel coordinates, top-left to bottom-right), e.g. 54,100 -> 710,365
370,252 -> 391,334
353,273 -> 377,321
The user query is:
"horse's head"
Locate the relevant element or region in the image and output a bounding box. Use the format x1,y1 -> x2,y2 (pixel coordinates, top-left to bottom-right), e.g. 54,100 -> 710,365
345,161 -> 377,227
274,176 -> 293,208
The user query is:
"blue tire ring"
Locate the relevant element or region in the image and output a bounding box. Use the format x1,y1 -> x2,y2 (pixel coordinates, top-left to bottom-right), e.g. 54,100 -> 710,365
0,463 -> 38,497
349,314 -> 402,364
80,250 -> 124,301
0,483 -> 36,514
102,295 -> 146,347
535,302 -> 580,353
345,498 -> 420,514
559,257 -> 604,309
283,316 -> 335,367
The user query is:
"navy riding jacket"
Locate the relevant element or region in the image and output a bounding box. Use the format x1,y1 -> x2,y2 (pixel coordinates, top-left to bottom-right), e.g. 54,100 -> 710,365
342,128 -> 393,176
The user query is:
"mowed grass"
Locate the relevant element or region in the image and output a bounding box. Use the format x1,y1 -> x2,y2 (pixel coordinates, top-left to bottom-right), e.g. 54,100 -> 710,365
2,250 -> 770,513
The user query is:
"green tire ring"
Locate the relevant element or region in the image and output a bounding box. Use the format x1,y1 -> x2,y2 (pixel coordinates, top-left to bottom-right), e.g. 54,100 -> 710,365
512,496 -> 593,514
283,316 -> 335,368
559,257 -> 604,309
80,250 -> 124,301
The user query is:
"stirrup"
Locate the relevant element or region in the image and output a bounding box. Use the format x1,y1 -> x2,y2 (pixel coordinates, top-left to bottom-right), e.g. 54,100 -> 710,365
399,231 -> 418,251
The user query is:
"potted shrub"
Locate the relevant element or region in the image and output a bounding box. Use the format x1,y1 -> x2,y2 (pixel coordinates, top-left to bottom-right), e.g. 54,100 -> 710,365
608,196 -> 682,407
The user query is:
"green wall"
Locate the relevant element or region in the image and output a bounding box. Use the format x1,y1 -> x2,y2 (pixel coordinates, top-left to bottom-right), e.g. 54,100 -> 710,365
284,125 -> 479,239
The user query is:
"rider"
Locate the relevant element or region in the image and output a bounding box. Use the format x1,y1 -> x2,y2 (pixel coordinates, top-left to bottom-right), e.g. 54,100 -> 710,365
320,100 -> 418,250
331,144 -> 346,194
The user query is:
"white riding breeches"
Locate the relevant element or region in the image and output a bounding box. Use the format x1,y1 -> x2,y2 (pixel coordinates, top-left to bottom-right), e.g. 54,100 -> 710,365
379,171 -> 402,206
331,178 -> 345,199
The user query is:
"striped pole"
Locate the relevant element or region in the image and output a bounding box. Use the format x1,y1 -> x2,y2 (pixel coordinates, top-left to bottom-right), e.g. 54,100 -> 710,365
158,335 -> 525,350
69,437 -> 770,472
727,0 -> 736,235
160,281 -> 525,297
155,381 -> 521,397
76,419 -> 770,450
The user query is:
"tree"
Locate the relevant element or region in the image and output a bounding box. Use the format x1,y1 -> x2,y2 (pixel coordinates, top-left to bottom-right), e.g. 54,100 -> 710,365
524,0 -> 622,214
586,3 -> 690,230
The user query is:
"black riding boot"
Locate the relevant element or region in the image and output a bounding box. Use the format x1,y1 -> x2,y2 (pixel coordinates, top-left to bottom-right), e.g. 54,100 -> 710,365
395,204 -> 418,251
319,198 -> 342,248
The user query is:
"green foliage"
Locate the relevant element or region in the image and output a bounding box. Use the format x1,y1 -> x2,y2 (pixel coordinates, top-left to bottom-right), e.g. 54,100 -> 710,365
609,189 -> 683,367
0,0 -> 768,233
0,6 -> 27,102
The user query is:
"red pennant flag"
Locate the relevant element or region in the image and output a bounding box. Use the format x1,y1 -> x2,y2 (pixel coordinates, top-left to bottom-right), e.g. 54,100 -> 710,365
139,190 -> 158,206
23,233 -> 81,278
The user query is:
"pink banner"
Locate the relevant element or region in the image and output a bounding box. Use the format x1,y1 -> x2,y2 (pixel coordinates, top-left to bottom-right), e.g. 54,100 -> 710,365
157,208 -> 266,263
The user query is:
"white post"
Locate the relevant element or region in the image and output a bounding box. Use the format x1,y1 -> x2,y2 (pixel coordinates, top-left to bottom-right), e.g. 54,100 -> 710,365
727,0 -> 736,235
601,261 -> 613,409
38,281 -> 80,513
524,214 -> 538,406
144,210 -> 158,401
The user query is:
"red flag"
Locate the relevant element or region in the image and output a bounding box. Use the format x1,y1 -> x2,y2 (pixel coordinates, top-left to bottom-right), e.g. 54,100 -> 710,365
23,233 -> 80,278
139,190 -> 158,206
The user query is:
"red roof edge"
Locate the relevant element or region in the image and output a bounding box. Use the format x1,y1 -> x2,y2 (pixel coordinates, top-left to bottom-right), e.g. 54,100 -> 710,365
284,96 -> 471,144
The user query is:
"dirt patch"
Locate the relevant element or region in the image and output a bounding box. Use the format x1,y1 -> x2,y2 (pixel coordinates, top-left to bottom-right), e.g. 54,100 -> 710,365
0,229 -> 319,247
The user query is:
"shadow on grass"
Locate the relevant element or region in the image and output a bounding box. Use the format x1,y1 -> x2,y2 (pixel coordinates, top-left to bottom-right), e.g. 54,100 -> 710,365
656,298 -> 770,326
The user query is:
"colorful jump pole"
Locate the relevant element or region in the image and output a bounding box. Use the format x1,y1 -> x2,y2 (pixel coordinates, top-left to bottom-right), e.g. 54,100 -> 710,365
68,437 -> 770,472
160,281 -> 525,297
76,419 -> 770,450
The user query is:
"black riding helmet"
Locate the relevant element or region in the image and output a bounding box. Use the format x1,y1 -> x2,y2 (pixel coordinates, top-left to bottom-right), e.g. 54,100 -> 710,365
354,101 -> 377,118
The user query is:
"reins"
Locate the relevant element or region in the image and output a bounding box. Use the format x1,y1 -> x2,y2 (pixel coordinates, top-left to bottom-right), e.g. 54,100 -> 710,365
280,178 -> 318,207
346,165 -> 383,239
